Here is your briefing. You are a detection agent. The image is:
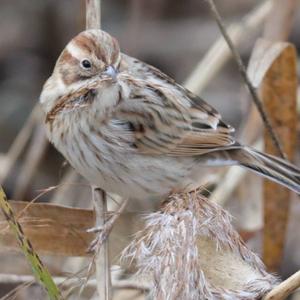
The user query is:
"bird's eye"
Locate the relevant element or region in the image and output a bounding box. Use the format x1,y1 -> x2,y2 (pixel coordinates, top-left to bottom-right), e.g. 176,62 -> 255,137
80,59 -> 92,69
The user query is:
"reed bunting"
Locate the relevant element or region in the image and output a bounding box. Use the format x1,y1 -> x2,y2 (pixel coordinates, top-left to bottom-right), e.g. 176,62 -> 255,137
40,29 -> 300,199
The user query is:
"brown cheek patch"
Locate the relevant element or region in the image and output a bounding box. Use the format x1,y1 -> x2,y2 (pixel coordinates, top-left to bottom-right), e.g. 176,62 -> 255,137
60,68 -> 82,85
59,50 -> 81,85
60,49 -> 79,65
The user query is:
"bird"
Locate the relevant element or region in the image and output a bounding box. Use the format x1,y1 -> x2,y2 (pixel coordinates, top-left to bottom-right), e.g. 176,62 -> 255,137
39,29 -> 300,200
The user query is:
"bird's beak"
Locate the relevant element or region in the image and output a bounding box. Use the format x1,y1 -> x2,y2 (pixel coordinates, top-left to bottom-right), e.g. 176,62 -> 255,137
103,65 -> 118,80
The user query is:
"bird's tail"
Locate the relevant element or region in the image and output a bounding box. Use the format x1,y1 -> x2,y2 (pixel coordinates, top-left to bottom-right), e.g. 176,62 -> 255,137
202,145 -> 300,194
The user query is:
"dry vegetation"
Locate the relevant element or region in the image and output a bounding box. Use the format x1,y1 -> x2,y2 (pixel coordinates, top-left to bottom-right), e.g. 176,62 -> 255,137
0,0 -> 300,299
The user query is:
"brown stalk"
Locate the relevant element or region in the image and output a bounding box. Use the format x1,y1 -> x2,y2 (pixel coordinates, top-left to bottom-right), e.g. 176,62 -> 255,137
0,201 -> 136,258
261,43 -> 298,272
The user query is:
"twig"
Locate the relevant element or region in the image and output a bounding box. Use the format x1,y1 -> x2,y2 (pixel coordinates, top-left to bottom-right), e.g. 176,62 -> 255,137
184,0 -> 273,94
205,0 -> 286,159
13,125 -> 48,201
264,270 -> 300,300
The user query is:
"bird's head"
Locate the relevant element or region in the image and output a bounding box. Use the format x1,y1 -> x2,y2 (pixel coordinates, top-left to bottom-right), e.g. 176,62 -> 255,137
40,29 -> 121,113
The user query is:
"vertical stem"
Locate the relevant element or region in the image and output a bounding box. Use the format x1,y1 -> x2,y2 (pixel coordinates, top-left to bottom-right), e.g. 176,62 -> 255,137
86,0 -> 101,30
85,1 -> 112,299
93,188 -> 112,300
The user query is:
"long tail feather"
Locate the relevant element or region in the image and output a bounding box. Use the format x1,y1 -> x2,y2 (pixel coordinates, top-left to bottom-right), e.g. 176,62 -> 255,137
229,146 -> 300,194
198,145 -> 300,194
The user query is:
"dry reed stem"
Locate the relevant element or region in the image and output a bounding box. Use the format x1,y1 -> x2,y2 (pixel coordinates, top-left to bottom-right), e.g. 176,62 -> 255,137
184,0 -> 273,94
0,200 -> 94,256
0,200 -> 142,257
92,188 -> 112,300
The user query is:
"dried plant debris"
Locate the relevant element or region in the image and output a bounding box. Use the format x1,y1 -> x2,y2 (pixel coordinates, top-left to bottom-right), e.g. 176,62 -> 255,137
123,190 -> 278,300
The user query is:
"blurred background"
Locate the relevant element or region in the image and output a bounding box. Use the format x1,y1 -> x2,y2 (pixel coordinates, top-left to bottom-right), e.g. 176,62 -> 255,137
0,0 -> 300,299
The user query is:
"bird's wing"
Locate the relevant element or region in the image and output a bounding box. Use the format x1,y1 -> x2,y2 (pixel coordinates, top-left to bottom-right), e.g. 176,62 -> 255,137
113,56 -> 236,156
